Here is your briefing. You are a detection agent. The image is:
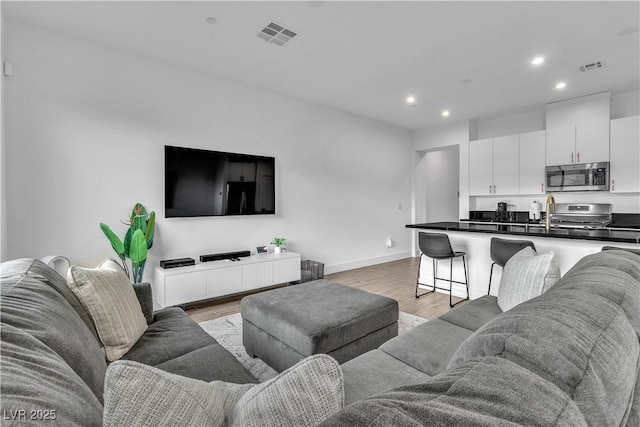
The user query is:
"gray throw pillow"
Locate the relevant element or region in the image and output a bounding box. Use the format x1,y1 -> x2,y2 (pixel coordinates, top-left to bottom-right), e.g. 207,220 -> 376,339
67,259 -> 147,361
497,247 -> 560,311
104,354 -> 344,427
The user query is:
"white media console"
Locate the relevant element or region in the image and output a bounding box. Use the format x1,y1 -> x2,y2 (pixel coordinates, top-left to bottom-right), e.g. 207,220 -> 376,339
153,252 -> 301,308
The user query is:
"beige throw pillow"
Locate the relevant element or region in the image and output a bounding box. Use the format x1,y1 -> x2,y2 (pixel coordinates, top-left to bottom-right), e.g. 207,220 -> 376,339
103,354 -> 344,427
497,247 -> 560,311
67,259 -> 147,361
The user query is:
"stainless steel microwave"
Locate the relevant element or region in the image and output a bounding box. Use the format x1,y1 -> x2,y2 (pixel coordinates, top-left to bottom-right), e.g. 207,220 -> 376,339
545,162 -> 609,192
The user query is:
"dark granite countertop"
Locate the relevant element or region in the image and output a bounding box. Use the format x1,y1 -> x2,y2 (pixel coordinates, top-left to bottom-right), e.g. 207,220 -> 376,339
406,222 -> 640,244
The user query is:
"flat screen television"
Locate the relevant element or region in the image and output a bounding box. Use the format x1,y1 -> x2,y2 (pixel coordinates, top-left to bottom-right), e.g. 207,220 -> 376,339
165,145 -> 275,218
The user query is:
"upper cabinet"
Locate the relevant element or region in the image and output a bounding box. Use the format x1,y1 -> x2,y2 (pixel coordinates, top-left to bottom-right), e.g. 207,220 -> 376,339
470,131 -> 546,196
610,115 -> 640,193
545,92 -> 611,166
469,138 -> 495,196
469,135 -> 519,196
493,135 -> 520,195
519,130 -> 546,195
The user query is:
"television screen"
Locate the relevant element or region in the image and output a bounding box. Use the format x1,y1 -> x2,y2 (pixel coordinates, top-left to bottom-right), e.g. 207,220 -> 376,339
165,146 -> 275,218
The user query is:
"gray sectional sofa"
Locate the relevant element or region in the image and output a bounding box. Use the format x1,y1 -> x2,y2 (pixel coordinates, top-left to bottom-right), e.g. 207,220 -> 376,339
0,258 -> 256,426
340,292 -> 502,405
323,249 -> 640,426
1,249 -> 639,426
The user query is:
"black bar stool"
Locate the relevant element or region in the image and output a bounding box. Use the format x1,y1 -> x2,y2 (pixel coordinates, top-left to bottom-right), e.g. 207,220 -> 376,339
488,237 -> 536,295
415,232 -> 469,307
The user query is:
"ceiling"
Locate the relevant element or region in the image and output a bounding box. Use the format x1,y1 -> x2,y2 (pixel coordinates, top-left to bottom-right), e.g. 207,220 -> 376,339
3,1 -> 639,130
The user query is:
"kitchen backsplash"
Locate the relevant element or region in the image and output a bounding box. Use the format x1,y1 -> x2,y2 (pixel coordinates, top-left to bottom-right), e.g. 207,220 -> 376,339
469,192 -> 640,213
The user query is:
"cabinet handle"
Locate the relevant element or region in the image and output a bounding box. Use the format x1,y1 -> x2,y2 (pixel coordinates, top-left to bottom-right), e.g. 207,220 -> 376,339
612,179 -> 615,191
493,185 -> 496,194
577,152 -> 580,163
489,184 -> 492,194
571,152 -> 574,163
541,183 -> 544,193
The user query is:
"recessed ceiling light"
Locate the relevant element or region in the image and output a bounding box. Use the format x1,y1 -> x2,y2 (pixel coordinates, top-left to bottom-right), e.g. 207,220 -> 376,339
406,96 -> 416,105
442,110 -> 450,117
531,56 -> 545,65
555,82 -> 567,90
205,17 -> 218,25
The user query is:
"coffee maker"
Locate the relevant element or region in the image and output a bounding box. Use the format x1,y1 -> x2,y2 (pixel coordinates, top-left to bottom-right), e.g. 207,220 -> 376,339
496,202 -> 509,221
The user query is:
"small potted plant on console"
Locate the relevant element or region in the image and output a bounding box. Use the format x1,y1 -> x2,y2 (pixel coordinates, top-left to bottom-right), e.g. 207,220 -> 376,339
271,237 -> 286,254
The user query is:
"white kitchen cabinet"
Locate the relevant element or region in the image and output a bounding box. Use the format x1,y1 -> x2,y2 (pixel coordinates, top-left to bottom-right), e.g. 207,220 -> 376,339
576,110 -> 610,163
546,124 -> 576,166
469,136 -> 518,195
519,130 -> 546,195
610,115 -> 640,193
469,138 -> 494,195
153,252 -> 301,308
493,135 -> 519,195
546,93 -> 610,166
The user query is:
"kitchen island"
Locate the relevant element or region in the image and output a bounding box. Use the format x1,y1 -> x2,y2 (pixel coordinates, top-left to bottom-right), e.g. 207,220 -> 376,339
406,221 -> 640,300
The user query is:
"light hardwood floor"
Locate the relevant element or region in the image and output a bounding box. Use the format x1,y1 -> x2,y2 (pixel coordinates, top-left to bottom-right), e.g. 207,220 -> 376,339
186,257 -> 467,323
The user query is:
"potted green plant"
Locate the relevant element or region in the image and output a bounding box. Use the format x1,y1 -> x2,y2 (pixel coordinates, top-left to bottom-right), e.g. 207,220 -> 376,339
270,237 -> 286,254
100,202 -> 155,283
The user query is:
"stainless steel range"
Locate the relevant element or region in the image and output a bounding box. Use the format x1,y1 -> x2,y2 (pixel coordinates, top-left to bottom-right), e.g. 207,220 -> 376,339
548,203 -> 612,229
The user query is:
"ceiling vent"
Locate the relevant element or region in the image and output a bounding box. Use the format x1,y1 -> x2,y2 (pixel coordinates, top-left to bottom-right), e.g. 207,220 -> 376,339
257,22 -> 298,46
578,61 -> 603,72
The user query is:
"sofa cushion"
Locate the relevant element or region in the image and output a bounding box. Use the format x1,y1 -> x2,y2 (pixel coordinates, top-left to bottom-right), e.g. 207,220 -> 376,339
153,344 -> 258,384
67,259 -> 148,361
340,349 -> 432,406
380,319 -> 473,376
104,354 -> 343,427
438,295 -> 502,331
0,274 -> 107,402
497,247 -> 560,311
319,356 -> 587,426
122,307 -> 256,384
132,282 -> 154,325
0,258 -> 100,341
548,266 -> 640,339
628,362 -> 640,427
1,324 -> 104,426
450,288 -> 639,427
563,249 -> 640,283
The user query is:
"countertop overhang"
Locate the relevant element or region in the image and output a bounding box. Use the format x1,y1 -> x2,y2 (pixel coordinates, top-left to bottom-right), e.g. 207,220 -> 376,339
406,222 -> 640,244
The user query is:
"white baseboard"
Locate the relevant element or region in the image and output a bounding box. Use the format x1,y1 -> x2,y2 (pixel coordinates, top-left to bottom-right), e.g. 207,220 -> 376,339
324,251 -> 412,275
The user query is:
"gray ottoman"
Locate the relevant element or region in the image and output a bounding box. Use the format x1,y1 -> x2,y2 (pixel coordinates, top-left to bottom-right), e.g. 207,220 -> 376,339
241,280 -> 399,372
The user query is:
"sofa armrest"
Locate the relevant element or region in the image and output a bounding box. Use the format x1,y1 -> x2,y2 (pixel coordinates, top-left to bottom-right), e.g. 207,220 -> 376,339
133,282 -> 154,324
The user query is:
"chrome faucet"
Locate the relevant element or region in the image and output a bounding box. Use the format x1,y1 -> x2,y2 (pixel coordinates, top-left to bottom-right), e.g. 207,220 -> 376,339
545,194 -> 556,232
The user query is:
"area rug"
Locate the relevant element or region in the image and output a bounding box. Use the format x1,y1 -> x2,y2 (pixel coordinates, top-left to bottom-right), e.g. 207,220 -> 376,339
199,311 -> 427,382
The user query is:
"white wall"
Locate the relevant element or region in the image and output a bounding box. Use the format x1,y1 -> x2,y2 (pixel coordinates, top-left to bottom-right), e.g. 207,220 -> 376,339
476,109 -> 545,140
3,21 -> 413,276
412,121 -> 472,220
473,89 -> 639,139
424,146 -> 459,222
611,89 -> 640,119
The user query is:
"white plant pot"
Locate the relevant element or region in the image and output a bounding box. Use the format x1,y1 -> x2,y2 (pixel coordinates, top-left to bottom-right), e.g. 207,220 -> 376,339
274,247 -> 282,254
